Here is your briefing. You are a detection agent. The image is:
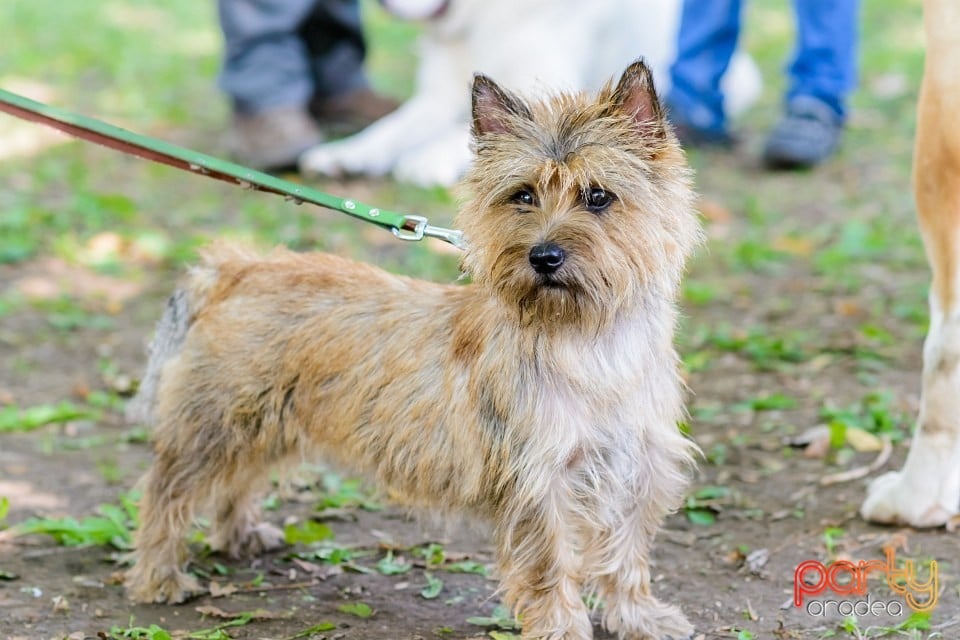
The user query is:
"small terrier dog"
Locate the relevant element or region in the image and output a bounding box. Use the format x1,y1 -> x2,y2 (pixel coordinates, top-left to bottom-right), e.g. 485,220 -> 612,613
125,60 -> 702,640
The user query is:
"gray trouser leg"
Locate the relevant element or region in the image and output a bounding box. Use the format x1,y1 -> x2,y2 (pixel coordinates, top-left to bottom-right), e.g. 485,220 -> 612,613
217,0 -> 367,114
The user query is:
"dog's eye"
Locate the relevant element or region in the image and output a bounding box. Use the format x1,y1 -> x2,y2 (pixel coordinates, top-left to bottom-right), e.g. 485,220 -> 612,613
583,187 -> 614,213
510,188 -> 536,207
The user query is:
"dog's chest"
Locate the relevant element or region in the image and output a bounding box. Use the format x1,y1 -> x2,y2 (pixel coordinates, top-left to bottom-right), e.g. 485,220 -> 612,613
523,321 -> 671,452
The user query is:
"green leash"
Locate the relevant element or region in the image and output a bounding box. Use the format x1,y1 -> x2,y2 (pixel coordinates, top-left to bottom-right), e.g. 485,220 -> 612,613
0,89 -> 465,250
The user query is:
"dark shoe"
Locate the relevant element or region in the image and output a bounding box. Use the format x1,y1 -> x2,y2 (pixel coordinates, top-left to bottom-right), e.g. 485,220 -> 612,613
309,87 -> 400,137
672,121 -> 736,149
666,102 -> 736,149
226,106 -> 323,172
762,96 -> 843,170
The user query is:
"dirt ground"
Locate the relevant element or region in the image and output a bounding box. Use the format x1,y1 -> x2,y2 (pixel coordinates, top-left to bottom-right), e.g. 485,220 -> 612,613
1,107 -> 957,640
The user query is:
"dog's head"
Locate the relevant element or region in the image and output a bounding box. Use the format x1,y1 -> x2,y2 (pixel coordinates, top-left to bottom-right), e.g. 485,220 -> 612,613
456,60 -> 702,330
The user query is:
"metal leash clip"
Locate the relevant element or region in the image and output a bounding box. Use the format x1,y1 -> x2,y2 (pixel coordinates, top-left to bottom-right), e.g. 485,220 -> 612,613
392,215 -> 467,250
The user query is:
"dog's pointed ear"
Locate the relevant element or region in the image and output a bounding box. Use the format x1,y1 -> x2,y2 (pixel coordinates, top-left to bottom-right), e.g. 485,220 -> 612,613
608,59 -> 666,138
472,73 -> 532,137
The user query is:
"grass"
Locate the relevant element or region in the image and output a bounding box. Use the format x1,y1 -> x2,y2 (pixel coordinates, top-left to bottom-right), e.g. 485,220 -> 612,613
1,0 -> 454,277
0,0 -> 926,286
14,491 -> 139,549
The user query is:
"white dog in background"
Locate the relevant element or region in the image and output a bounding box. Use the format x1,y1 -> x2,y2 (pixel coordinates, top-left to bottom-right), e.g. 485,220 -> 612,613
300,0 -> 762,187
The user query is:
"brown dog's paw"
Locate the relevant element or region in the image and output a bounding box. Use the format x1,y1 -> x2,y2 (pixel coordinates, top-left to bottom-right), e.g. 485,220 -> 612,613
605,598 -> 694,640
211,521 -> 286,558
125,565 -> 203,604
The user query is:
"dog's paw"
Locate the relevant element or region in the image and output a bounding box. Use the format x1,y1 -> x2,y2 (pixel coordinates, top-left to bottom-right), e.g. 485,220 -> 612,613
392,150 -> 464,188
605,598 -> 694,640
299,140 -> 391,178
125,564 -> 202,604
861,471 -> 957,528
241,522 -> 286,554
211,521 -> 286,558
391,133 -> 471,187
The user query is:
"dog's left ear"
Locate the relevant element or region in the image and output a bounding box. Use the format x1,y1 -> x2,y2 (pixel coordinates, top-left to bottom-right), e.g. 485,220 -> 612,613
472,73 -> 533,137
608,59 -> 666,139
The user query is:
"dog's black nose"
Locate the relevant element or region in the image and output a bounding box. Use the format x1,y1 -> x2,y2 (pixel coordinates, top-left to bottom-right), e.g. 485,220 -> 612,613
529,243 -> 565,274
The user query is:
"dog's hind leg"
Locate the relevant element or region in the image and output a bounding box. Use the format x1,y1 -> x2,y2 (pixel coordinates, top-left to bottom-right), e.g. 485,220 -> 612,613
126,372 -> 279,603
206,468 -> 285,559
125,445 -> 208,603
862,0 -> 960,527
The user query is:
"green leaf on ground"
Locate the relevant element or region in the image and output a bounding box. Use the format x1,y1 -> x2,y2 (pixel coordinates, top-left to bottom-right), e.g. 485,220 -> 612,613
685,509 -> 716,526
0,401 -> 97,432
337,601 -> 373,618
283,622 -> 337,640
444,560 -> 488,575
376,550 -> 412,575
421,572 -> 443,599
108,623 -> 173,640
466,605 -> 520,630
283,520 -> 334,545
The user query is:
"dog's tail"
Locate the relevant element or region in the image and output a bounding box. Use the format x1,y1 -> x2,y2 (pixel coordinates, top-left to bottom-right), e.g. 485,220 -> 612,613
124,287 -> 193,426
124,244 -> 238,426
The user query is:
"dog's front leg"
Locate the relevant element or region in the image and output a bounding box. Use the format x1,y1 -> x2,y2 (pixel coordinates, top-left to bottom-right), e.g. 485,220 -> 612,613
300,44 -> 467,180
861,3 -> 960,527
392,125 -> 473,187
582,501 -> 693,640
299,94 -> 451,178
861,308 -> 960,527
495,494 -> 593,640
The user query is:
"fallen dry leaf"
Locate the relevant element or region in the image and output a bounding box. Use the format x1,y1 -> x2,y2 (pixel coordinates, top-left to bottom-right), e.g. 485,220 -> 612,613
208,580 -> 238,598
697,197 -> 732,224
832,297 -> 864,317
195,604 -> 283,620
772,235 -> 814,257
51,594 -> 70,613
845,427 -> 884,453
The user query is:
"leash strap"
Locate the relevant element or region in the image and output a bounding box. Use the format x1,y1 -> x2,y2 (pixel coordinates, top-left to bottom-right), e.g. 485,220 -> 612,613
0,89 -> 465,249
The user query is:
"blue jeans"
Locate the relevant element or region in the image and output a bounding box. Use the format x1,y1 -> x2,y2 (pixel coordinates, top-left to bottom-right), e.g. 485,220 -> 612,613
667,0 -> 859,134
217,0 -> 369,115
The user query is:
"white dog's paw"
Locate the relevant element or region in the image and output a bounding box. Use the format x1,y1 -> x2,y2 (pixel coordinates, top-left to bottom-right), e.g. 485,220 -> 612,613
391,130 -> 472,187
299,139 -> 391,178
392,149 -> 465,188
861,471 -> 957,528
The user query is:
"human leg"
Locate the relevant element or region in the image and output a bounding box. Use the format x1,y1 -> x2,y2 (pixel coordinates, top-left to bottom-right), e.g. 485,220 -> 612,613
666,0 -> 743,146
763,0 -> 859,168
300,0 -> 397,135
216,0 -> 324,169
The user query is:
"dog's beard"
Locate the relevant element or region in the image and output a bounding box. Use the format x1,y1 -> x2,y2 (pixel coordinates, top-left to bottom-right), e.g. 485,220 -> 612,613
509,273 -> 622,332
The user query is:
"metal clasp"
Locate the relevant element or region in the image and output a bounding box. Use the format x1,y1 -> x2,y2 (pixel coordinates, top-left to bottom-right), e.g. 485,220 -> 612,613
392,215 -> 467,250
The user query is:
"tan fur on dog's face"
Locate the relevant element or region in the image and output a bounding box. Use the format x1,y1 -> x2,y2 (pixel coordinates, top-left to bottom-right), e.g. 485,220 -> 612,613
458,62 -> 700,329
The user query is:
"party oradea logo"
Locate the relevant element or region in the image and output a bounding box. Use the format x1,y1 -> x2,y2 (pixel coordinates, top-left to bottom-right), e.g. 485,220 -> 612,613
794,546 -> 937,617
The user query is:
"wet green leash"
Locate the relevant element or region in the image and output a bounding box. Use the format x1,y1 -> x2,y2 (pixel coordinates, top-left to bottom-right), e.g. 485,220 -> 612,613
0,89 -> 466,250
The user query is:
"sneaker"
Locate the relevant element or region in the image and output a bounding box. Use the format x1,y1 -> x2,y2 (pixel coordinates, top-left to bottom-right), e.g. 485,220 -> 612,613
309,87 -> 400,137
666,102 -> 736,149
762,96 -> 843,170
671,121 -> 737,149
226,106 -> 324,172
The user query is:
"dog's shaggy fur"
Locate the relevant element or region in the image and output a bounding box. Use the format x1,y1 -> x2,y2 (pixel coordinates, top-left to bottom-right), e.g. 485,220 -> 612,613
126,60 -> 701,639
